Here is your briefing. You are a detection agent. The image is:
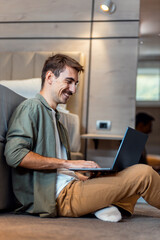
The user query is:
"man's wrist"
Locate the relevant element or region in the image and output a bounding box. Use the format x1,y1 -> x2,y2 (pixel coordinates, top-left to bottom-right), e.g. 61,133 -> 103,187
57,159 -> 69,169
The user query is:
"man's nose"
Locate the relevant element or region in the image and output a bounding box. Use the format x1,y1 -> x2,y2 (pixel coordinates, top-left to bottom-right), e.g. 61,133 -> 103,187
69,82 -> 76,94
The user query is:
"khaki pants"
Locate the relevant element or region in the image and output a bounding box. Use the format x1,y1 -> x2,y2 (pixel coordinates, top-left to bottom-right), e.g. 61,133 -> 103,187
57,164 -> 160,217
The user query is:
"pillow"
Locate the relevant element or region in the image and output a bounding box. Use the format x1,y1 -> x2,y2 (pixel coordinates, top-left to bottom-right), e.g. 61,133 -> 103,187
59,112 -> 81,152
0,142 -> 14,210
0,84 -> 26,143
0,85 -> 25,210
0,78 -> 41,98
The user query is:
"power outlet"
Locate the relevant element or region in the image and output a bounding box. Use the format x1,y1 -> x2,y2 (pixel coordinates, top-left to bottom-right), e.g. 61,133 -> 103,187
96,120 -> 111,130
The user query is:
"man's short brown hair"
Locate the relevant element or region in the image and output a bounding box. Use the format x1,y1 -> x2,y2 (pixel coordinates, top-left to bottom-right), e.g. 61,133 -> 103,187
41,54 -> 84,88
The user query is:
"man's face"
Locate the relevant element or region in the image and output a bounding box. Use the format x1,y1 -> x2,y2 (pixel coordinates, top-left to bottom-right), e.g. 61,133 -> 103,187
49,65 -> 79,105
143,121 -> 153,134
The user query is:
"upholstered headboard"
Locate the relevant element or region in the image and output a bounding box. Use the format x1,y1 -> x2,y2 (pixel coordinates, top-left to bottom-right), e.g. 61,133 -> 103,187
0,51 -> 85,118
0,51 -> 84,80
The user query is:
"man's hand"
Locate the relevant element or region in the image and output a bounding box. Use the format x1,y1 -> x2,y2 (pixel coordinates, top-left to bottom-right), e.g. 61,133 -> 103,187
64,160 -> 100,169
75,172 -> 89,181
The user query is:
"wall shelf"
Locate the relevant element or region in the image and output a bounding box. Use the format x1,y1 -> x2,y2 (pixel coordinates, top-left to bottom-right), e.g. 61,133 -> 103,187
81,134 -> 123,140
81,133 -> 123,150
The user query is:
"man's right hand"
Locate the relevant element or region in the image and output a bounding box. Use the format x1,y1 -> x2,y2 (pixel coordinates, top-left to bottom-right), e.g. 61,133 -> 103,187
64,160 -> 100,169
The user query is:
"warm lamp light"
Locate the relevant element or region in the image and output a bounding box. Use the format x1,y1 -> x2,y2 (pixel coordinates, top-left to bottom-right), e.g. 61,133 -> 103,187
100,0 -> 116,14
100,4 -> 109,12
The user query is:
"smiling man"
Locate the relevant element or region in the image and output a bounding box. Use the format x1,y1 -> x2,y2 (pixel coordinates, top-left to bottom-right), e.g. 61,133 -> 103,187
4,54 -> 99,218
5,54 -> 160,222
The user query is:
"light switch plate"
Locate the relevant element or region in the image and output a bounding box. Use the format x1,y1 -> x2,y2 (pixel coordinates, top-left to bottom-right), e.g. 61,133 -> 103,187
96,120 -> 111,130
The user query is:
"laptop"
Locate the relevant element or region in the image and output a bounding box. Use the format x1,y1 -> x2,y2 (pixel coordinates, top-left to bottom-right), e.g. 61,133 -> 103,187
69,127 -> 148,173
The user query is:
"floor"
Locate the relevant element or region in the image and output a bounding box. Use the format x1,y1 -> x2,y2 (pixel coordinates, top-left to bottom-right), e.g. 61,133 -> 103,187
0,203 -> 160,240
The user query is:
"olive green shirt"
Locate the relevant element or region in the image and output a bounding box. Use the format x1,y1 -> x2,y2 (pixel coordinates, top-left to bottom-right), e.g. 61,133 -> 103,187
4,94 -> 70,217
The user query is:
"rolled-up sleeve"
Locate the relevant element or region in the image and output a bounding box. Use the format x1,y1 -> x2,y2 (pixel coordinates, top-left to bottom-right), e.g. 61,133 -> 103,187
4,103 -> 38,168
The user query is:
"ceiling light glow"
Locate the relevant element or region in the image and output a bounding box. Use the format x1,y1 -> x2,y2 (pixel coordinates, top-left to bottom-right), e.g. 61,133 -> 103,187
100,0 -> 116,14
100,4 -> 109,12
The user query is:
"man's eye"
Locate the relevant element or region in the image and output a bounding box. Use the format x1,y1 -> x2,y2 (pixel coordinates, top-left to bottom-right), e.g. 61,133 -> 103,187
66,80 -> 72,84
65,79 -> 79,87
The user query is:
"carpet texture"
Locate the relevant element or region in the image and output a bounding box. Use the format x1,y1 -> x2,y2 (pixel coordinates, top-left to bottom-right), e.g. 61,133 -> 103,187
0,203 -> 159,240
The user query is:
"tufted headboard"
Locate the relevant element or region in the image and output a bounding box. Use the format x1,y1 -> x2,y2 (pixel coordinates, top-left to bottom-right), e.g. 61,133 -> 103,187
0,51 -> 85,118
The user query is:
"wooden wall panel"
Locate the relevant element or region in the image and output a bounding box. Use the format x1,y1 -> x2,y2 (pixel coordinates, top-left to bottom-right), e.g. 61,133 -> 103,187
92,22 -> 139,38
0,0 -> 92,21
0,22 -> 90,38
88,39 -> 138,136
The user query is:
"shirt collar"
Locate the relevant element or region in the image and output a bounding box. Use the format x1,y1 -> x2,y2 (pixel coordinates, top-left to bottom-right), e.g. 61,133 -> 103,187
35,93 -> 53,111
35,93 -> 60,120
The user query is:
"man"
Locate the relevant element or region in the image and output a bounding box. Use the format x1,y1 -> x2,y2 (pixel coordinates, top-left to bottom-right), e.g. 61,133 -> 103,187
136,112 -> 154,135
136,112 -> 154,164
5,54 -> 160,222
136,112 -> 160,169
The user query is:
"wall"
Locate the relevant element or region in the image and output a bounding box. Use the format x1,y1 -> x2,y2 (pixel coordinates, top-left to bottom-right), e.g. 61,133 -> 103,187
0,0 -> 140,163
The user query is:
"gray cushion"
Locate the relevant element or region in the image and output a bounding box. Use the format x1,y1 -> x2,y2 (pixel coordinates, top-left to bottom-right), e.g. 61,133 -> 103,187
0,84 -> 26,144
0,84 -> 26,210
0,142 -> 13,209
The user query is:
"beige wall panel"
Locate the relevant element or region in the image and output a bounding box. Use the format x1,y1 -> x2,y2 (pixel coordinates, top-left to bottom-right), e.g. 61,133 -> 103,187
94,0 -> 140,20
0,53 -> 12,80
88,39 -> 138,136
0,0 -> 92,21
0,22 -> 90,38
34,52 -> 55,77
92,22 -> 139,38
12,52 -> 35,79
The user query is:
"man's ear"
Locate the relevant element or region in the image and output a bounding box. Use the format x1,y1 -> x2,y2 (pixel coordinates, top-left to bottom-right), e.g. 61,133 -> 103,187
46,71 -> 55,85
